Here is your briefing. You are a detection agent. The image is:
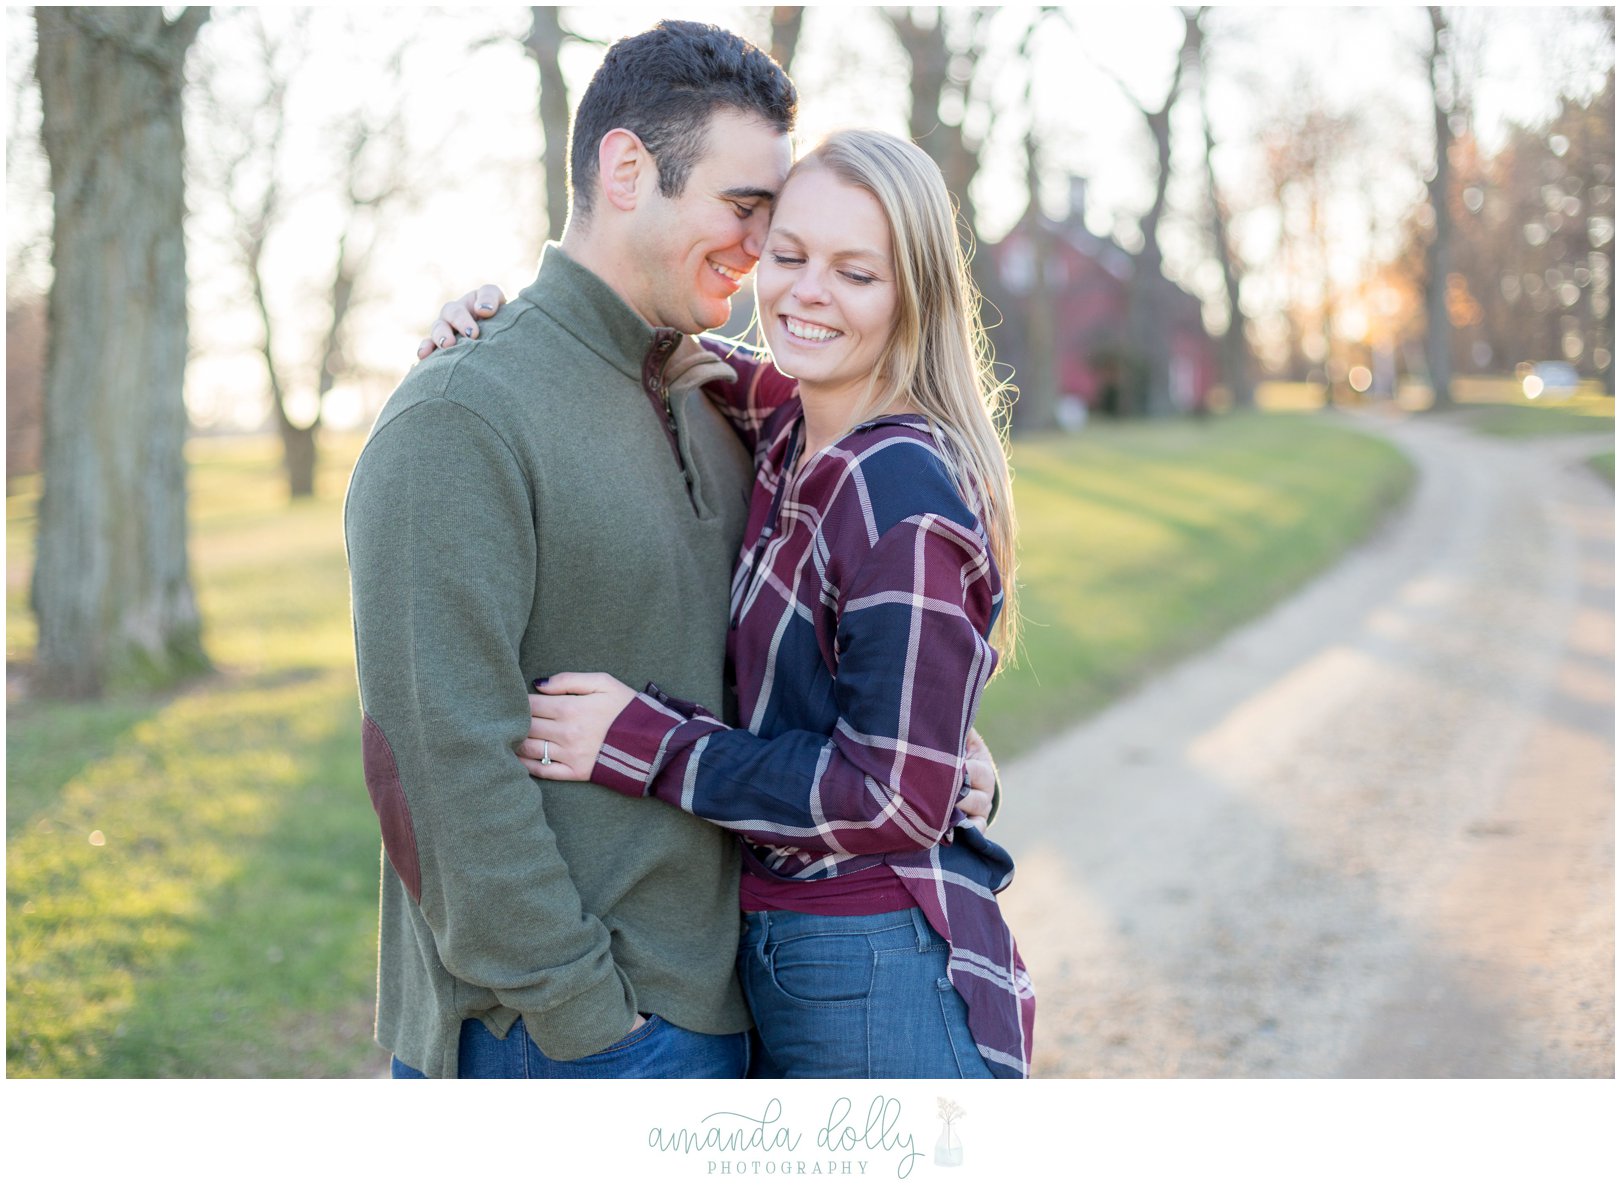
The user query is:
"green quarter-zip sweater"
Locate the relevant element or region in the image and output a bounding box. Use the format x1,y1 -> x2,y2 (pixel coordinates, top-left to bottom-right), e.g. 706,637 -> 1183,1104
344,245 -> 755,1076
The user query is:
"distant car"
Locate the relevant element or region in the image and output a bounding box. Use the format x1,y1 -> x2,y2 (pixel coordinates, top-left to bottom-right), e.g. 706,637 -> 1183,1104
1518,360 -> 1580,400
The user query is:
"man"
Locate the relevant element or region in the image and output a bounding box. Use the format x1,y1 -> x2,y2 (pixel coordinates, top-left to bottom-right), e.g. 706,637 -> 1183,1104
350,19 -> 996,1079
346,20 -> 795,1079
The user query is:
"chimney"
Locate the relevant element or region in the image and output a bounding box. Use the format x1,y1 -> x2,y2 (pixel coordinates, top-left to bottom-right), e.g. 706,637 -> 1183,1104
1068,177 -> 1089,226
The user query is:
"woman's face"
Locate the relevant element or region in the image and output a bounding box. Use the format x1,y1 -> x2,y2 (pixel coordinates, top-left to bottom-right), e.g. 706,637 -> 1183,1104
755,164 -> 899,406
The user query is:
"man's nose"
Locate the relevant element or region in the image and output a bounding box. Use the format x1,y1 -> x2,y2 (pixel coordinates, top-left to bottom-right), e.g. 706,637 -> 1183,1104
742,212 -> 770,261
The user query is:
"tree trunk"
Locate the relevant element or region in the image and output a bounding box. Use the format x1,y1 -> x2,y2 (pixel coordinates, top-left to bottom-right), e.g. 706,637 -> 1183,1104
1125,116 -> 1176,417
886,7 -> 1017,417
1118,11 -> 1194,417
1195,13 -> 1254,410
280,423 -> 318,499
1218,268 -> 1253,409
525,6 -> 571,240
887,13 -> 989,285
1127,243 -> 1172,418
1019,135 -> 1059,432
6,299 -> 48,487
1425,7 -> 1455,410
244,223 -> 321,500
770,7 -> 805,73
32,7 -> 210,698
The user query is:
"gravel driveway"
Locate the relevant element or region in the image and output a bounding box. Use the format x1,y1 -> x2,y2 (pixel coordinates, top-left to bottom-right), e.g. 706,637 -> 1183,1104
996,410 -> 1614,1078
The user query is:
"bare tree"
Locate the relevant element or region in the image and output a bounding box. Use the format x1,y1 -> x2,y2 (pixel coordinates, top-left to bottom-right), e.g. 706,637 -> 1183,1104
197,11 -> 431,499
1443,71 -> 1615,389
1258,88 -> 1365,396
1072,8 -> 1199,415
1191,8 -> 1254,409
1014,125 -> 1059,432
1135,12 -> 1198,416
1009,17 -> 1062,431
31,6 -> 211,697
885,7 -> 995,257
522,6 -> 577,242
884,7 -> 1056,425
1424,6 -> 1457,409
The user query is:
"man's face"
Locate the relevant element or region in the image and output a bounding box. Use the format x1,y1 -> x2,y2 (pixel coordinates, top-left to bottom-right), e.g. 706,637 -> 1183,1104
627,108 -> 793,334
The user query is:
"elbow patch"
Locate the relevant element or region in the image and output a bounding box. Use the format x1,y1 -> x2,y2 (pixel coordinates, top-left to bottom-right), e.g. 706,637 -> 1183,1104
362,714 -> 422,903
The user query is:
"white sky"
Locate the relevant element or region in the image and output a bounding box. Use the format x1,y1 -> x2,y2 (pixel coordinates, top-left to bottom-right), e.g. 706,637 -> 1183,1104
5,4 -> 1613,430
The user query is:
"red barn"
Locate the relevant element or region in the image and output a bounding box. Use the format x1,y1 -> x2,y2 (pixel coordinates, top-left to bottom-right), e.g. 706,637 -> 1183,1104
989,179 -> 1219,421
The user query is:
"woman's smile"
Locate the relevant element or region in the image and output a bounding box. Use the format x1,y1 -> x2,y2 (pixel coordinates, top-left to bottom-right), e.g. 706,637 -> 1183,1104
780,314 -> 843,343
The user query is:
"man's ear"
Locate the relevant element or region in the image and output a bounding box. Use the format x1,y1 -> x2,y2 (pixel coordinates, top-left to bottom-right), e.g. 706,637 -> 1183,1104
598,128 -> 651,213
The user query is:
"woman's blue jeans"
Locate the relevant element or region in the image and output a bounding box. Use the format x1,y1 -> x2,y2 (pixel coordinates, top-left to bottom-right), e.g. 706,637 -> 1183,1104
390,1014 -> 748,1079
740,907 -> 993,1079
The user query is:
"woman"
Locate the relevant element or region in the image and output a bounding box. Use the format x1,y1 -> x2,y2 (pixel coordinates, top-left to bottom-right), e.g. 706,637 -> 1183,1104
436,131 -> 1032,1078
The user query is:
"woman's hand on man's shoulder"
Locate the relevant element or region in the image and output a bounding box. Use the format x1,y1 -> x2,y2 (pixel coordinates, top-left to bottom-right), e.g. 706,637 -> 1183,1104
417,284 -> 508,360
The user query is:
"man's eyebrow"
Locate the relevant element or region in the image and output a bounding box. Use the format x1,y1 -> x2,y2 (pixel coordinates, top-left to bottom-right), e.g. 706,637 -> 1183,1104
720,186 -> 778,203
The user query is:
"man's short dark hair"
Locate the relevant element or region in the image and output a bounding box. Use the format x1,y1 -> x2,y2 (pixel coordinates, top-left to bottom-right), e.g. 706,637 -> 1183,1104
568,20 -> 797,220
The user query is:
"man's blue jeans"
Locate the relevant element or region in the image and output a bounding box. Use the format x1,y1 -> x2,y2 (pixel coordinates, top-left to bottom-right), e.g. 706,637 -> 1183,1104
390,1014 -> 749,1079
740,907 -> 993,1079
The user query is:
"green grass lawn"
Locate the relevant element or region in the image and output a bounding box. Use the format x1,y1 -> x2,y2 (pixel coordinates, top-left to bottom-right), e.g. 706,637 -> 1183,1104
8,436 -> 381,1077
1442,392 -> 1616,439
1590,451 -> 1615,485
6,412 -> 1412,1077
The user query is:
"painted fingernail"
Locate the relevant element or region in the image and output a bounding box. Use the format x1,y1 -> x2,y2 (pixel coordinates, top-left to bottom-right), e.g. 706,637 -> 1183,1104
532,676 -> 551,690
477,303 -> 494,313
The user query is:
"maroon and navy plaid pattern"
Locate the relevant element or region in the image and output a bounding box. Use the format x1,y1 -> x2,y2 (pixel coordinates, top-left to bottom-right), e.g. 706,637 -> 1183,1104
591,341 -> 1035,1078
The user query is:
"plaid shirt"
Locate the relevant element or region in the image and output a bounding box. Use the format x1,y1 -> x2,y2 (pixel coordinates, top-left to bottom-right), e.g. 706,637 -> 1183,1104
592,341 -> 1035,1078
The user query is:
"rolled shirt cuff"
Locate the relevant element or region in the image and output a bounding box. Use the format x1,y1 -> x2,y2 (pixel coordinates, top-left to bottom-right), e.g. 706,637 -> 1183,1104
591,688 -> 695,797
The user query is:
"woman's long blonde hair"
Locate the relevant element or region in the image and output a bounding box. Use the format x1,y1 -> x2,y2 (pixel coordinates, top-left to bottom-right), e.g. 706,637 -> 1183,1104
790,129 -> 1019,659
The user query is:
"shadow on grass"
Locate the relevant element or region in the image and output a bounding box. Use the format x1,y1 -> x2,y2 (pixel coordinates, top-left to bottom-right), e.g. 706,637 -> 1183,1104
7,668 -> 382,1078
6,682 -> 175,837
99,678 -> 383,1077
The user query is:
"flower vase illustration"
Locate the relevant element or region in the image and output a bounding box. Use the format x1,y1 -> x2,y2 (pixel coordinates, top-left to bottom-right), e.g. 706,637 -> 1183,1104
934,1098 -> 965,1167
